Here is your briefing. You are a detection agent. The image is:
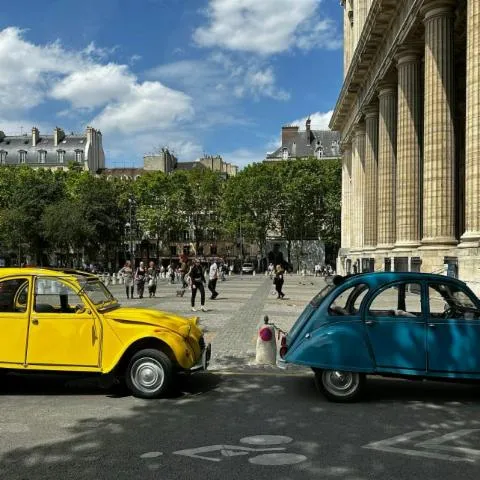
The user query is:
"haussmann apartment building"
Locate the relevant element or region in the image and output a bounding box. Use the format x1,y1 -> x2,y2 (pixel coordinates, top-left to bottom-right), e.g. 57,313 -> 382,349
331,0 -> 480,292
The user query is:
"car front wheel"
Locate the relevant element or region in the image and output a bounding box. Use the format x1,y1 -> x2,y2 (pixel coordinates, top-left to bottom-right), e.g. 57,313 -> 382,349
315,370 -> 365,402
125,349 -> 173,399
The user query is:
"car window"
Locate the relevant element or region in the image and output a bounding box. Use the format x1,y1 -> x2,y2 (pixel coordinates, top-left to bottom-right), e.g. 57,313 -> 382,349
328,283 -> 369,316
0,278 -> 29,313
368,283 -> 422,318
428,283 -> 480,320
35,278 -> 84,314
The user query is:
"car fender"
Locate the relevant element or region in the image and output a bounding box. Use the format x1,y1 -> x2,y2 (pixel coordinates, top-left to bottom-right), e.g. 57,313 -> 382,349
285,321 -> 375,372
102,330 -> 195,374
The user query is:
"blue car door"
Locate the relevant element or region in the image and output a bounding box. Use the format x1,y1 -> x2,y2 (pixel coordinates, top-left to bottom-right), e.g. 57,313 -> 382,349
364,282 -> 426,372
426,282 -> 480,374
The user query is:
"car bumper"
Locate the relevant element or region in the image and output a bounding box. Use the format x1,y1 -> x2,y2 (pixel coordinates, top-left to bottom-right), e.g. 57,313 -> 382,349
190,343 -> 211,372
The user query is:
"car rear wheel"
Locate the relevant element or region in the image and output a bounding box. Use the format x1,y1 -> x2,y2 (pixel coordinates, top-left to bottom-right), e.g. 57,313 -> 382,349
315,370 -> 365,402
125,349 -> 173,399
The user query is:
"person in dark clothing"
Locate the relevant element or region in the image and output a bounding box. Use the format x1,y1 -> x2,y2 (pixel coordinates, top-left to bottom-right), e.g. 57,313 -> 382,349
188,258 -> 207,312
273,264 -> 285,299
135,261 -> 147,299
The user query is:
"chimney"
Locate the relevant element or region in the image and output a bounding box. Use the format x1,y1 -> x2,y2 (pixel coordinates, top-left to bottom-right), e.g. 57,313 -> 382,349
306,117 -> 311,145
53,127 -> 65,146
32,127 -> 39,146
281,125 -> 299,146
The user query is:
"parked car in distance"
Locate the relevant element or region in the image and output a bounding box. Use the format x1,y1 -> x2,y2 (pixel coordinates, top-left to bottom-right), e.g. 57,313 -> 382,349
241,263 -> 255,274
0,267 -> 210,398
280,272 -> 480,402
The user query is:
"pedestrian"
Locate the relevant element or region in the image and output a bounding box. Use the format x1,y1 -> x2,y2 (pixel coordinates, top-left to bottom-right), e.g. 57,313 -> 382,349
188,258 -> 207,312
273,264 -> 285,299
159,264 -> 165,279
180,255 -> 189,289
314,263 -> 321,277
119,260 -> 134,299
147,261 -> 158,298
267,262 -> 274,278
135,261 -> 147,299
208,259 -> 219,300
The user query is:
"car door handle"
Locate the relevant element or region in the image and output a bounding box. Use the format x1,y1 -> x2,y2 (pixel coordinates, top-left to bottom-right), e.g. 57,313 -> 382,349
32,319 -> 39,325
365,320 -> 376,326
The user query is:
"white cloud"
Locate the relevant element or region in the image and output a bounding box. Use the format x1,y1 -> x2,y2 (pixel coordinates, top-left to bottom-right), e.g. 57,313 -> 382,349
291,110 -> 333,130
0,27 -> 194,140
219,147 -> 266,168
92,82 -> 194,133
50,64 -> 135,109
193,0 -> 341,55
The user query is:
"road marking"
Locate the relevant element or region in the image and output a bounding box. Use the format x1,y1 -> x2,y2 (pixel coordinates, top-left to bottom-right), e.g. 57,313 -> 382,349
240,435 -> 293,446
364,430 -> 480,463
140,452 -> 163,459
173,445 -> 285,462
249,453 -> 307,465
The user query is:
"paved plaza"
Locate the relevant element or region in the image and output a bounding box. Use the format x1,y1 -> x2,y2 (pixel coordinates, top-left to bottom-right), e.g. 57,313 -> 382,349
106,273 -> 325,368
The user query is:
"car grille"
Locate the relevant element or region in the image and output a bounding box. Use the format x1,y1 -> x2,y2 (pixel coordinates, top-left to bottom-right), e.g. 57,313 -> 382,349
199,336 -> 205,350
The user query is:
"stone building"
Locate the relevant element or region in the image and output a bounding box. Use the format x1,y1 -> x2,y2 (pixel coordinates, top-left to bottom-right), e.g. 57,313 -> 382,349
331,0 -> 480,290
103,152 -> 237,179
266,119 -> 341,160
0,126 -> 104,172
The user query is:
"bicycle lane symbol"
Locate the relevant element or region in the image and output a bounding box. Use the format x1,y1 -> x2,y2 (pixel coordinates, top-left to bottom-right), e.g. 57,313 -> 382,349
172,435 -> 308,466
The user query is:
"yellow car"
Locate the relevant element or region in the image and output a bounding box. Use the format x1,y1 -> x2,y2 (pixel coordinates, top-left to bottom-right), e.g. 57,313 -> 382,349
0,267 -> 211,398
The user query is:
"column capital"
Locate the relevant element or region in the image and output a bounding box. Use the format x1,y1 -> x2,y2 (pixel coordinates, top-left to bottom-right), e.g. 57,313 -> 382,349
377,81 -> 397,97
421,0 -> 456,22
363,104 -> 379,118
395,46 -> 423,66
353,123 -> 366,136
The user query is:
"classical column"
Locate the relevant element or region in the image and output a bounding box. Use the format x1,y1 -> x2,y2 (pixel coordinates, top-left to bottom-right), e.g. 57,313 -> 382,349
421,0 -> 457,246
377,83 -> 397,250
341,143 -> 353,249
351,124 -> 366,251
363,105 -> 379,249
395,50 -> 422,248
460,0 -> 480,246
353,0 -> 367,53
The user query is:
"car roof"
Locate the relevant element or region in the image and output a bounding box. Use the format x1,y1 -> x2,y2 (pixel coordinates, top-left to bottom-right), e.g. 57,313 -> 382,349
335,271 -> 466,286
0,267 -> 97,281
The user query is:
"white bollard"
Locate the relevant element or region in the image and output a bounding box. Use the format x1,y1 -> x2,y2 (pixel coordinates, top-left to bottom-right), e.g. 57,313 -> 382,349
255,321 -> 277,365
253,270 -> 256,276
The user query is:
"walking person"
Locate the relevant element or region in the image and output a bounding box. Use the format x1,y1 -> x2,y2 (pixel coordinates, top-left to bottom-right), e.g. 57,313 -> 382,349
180,255 -> 189,289
135,261 -> 147,299
147,261 -> 158,298
188,258 -> 207,312
208,259 -> 219,300
273,264 -> 285,299
119,260 -> 134,299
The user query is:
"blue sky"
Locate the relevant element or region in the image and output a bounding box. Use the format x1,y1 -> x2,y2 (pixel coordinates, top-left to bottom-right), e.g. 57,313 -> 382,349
0,0 -> 343,168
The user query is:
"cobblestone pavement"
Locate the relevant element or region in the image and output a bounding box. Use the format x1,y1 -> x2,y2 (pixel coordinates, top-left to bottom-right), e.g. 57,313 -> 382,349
106,273 -> 326,369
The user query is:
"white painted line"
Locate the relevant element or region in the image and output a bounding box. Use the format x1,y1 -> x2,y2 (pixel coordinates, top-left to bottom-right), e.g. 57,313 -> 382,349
173,445 -> 285,462
240,435 -> 293,446
249,453 -> 307,466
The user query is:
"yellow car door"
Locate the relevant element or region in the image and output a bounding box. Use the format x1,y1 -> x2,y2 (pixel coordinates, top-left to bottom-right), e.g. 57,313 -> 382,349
0,276 -> 30,365
26,277 -> 100,368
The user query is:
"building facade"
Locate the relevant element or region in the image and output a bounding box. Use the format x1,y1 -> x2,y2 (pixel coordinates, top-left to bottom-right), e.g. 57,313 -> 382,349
331,0 -> 480,291
266,119 -> 341,161
0,126 -> 104,172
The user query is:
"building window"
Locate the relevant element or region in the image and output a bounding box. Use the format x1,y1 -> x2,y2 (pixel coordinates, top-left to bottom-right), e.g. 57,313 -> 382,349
170,245 -> 177,256
183,245 -> 190,256
57,150 -> 65,164
210,244 -> 217,255
282,148 -> 288,160
75,149 -> 84,163
315,147 -> 324,159
19,150 -> 27,164
0,150 -> 7,164
38,150 -> 47,164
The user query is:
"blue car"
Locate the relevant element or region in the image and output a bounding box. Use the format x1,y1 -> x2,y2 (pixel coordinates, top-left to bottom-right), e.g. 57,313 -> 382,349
281,272 -> 480,402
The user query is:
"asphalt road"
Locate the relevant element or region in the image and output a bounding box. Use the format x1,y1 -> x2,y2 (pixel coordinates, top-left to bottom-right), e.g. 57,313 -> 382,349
1,371 -> 480,480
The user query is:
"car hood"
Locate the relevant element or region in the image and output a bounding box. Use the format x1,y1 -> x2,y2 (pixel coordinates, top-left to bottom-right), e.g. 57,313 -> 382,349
103,307 -> 197,335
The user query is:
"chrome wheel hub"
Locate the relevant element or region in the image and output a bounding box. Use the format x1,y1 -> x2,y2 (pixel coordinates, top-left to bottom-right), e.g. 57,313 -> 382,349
322,370 -> 358,397
131,358 -> 165,393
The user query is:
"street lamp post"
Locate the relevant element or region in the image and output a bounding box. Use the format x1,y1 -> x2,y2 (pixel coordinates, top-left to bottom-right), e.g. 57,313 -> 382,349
126,196 -> 136,269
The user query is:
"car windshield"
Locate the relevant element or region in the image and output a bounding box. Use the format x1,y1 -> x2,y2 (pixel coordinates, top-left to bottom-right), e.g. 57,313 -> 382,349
80,280 -> 118,308
310,284 -> 335,308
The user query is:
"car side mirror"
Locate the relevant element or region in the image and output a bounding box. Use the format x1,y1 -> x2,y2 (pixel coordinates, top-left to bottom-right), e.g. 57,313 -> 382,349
75,305 -> 86,314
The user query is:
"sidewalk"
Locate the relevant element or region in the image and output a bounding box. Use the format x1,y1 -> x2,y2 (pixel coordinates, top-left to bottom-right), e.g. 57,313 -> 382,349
106,274 -> 326,370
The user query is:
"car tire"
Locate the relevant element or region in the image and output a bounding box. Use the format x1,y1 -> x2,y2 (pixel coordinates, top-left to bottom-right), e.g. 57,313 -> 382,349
314,370 -> 365,403
125,349 -> 173,399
